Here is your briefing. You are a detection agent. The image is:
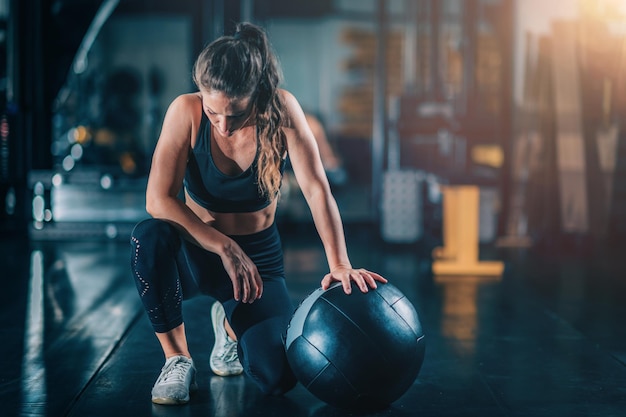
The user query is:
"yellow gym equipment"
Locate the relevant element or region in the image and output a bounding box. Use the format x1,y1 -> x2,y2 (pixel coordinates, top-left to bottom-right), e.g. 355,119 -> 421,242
432,185 -> 504,276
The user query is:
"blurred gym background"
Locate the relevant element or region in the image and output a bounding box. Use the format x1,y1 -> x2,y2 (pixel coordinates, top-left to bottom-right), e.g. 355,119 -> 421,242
1,0 -> 625,251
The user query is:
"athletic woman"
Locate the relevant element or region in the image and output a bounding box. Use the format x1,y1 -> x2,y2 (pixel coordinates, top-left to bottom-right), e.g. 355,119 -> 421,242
130,22 -> 386,405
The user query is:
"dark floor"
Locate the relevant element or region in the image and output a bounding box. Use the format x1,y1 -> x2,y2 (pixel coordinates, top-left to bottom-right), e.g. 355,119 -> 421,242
2,220 -> 626,417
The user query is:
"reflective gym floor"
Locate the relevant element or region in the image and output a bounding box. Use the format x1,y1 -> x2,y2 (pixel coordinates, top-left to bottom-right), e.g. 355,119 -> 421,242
2,221 -> 626,417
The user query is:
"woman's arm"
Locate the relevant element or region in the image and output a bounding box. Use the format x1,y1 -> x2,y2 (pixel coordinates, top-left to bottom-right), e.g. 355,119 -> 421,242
145,94 -> 262,303
281,90 -> 387,293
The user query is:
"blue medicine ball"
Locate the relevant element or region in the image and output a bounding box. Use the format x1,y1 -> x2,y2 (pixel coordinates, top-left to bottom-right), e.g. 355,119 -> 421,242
284,282 -> 425,410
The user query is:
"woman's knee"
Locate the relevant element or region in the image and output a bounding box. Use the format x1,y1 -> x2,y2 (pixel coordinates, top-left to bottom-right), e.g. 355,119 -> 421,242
239,316 -> 297,395
130,218 -> 182,279
131,218 -> 173,243
246,354 -> 297,396
131,218 -> 180,254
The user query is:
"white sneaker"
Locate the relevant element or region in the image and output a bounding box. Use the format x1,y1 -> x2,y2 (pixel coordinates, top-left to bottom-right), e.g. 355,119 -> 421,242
210,302 -> 244,376
151,355 -> 197,405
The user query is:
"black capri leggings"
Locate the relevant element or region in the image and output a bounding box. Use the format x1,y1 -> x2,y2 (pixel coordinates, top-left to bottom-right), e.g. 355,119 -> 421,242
130,218 -> 297,395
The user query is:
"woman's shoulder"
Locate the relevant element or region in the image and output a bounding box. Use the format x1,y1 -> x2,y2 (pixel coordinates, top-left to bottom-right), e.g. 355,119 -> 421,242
278,89 -> 304,129
278,88 -> 298,108
164,92 -> 203,128
170,92 -> 203,112
158,92 -> 204,145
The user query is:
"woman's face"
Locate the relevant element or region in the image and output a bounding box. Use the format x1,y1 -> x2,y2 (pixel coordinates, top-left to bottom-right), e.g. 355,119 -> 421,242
201,90 -> 255,138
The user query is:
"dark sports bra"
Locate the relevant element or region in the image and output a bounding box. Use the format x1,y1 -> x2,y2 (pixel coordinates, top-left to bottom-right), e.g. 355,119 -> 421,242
183,111 -> 285,213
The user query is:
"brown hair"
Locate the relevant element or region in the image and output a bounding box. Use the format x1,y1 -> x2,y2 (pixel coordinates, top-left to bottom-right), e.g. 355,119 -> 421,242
192,22 -> 285,199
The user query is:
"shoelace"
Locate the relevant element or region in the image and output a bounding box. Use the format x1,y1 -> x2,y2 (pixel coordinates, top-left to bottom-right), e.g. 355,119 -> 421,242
219,340 -> 239,363
160,358 -> 191,383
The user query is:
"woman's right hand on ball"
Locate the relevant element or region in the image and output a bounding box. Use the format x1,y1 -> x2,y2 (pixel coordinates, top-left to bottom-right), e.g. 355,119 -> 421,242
220,242 -> 263,303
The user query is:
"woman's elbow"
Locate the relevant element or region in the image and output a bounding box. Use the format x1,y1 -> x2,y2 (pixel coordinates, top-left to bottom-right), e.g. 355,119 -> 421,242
145,192 -> 167,218
303,181 -> 333,205
145,199 -> 158,218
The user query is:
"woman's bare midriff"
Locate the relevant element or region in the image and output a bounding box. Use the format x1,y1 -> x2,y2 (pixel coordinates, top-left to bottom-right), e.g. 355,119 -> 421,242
184,190 -> 278,236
